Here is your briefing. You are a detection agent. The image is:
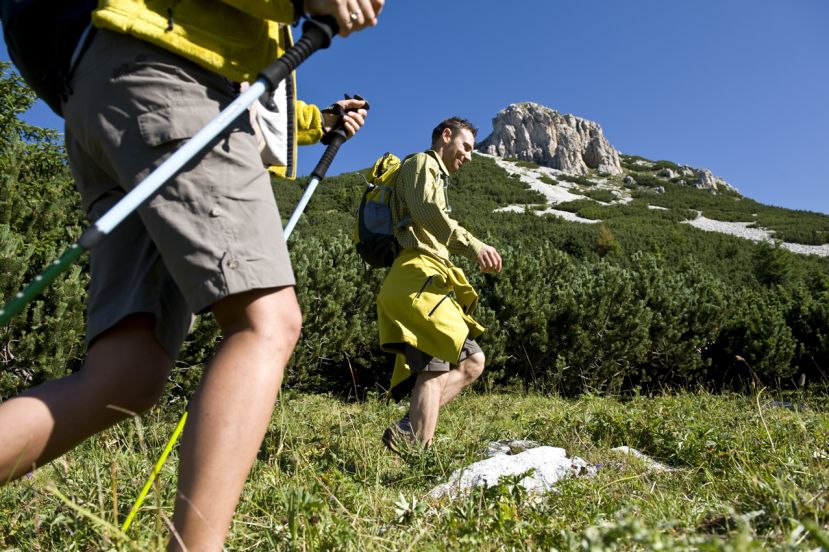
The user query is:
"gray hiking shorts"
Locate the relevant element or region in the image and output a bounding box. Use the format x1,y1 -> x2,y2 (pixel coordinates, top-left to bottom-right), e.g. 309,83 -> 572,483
63,29 -> 295,359
404,338 -> 483,373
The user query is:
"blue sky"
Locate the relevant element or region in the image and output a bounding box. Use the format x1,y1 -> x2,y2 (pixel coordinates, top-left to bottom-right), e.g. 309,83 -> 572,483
4,0 -> 828,214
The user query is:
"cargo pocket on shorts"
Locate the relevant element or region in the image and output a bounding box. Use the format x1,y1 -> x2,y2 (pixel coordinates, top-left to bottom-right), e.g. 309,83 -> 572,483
137,104 -> 218,147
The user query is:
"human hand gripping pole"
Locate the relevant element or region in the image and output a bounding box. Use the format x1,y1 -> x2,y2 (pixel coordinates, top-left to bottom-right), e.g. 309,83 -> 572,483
0,16 -> 338,327
283,94 -> 370,239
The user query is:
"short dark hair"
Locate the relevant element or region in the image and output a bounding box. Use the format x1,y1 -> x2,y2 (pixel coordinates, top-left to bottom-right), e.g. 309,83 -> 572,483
431,117 -> 478,146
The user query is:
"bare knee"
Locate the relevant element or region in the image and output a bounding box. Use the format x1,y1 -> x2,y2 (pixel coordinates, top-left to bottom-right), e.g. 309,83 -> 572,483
87,355 -> 171,415
108,359 -> 171,414
460,352 -> 485,383
416,371 -> 446,393
213,286 -> 302,355
278,299 -> 303,351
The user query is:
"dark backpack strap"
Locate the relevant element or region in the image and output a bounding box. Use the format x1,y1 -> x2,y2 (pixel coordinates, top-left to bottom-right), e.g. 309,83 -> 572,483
62,24 -> 97,101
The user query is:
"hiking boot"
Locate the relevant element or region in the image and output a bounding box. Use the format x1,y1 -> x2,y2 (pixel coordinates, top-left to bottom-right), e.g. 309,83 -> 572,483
382,413 -> 415,455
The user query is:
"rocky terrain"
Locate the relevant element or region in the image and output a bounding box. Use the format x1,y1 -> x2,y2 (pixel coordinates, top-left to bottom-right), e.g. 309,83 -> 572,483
477,102 -> 623,176
477,102 -> 827,257
486,154 -> 829,257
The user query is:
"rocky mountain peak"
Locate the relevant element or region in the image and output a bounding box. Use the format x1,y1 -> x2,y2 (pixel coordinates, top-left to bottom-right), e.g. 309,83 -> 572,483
477,102 -> 623,176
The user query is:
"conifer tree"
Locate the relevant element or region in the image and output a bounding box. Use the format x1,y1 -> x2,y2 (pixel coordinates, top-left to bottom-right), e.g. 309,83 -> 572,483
1,63 -> 87,398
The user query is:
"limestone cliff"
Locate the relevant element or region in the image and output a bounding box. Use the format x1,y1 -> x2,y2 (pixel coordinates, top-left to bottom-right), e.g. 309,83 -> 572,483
477,102 -> 623,175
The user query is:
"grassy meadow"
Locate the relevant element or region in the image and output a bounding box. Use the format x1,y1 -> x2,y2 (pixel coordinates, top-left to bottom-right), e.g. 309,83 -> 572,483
1,389 -> 828,551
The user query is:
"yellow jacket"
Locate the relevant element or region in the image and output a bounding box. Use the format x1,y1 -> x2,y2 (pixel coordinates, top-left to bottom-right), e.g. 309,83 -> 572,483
92,0 -> 323,177
377,249 -> 485,398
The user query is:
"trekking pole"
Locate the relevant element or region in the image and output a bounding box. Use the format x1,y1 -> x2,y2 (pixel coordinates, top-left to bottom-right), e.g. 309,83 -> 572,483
283,95 -> 370,238
0,16 -> 338,327
121,95 -> 367,534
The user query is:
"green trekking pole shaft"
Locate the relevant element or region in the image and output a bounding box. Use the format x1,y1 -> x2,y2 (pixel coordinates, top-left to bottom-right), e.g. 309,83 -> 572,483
0,242 -> 87,325
0,16 -> 337,328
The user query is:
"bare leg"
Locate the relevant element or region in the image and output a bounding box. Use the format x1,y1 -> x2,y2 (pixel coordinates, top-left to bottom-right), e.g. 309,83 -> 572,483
409,371 -> 444,446
0,314 -> 172,483
409,352 -> 485,446
438,352 -> 485,407
169,286 -> 301,551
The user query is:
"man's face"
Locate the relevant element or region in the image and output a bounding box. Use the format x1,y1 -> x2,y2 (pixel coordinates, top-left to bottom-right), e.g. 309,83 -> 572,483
439,128 -> 475,173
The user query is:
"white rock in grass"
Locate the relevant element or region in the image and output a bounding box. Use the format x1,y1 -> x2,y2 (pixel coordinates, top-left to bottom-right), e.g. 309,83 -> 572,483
429,443 -> 596,499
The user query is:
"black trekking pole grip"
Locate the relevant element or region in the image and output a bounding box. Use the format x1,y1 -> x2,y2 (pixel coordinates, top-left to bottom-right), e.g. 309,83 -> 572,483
310,94 -> 370,179
258,16 -> 338,91
311,130 -> 347,180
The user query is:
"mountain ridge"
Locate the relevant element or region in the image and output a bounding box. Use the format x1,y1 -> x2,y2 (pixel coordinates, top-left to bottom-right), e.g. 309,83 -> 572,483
468,102 -> 827,256
477,102 -> 736,194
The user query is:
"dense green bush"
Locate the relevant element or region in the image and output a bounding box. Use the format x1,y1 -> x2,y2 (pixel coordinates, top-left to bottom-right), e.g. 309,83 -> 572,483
1,63 -> 87,398
580,189 -> 616,203
706,287 -> 798,385
652,159 -> 682,171
630,255 -> 728,387
288,232 -> 387,393
552,199 -> 604,219
771,276 -> 829,386
628,171 -> 668,188
637,182 -> 829,245
619,154 -> 654,172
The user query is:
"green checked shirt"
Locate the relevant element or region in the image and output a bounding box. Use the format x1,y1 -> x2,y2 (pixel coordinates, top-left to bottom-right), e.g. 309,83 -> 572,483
392,150 -> 485,263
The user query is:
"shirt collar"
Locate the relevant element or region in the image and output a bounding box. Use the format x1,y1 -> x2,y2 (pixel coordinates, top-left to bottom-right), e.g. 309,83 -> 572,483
426,149 -> 450,176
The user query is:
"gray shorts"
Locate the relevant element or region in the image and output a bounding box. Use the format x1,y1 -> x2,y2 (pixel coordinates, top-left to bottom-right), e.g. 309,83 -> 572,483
63,29 -> 295,358
404,338 -> 483,373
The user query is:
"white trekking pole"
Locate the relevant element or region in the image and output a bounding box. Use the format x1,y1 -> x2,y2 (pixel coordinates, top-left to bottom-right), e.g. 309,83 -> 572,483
0,16 -> 338,326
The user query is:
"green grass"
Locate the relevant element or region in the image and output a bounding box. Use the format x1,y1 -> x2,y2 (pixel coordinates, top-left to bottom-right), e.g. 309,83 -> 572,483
2,390 -> 828,550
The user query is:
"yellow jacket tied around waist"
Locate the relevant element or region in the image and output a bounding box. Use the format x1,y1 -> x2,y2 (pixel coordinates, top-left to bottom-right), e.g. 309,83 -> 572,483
378,250 -> 485,396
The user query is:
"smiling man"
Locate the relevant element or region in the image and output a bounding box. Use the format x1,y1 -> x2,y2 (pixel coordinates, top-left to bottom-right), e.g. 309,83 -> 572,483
377,117 -> 502,453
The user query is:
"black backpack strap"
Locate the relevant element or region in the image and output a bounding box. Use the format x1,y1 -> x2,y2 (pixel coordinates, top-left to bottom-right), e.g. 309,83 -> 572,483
60,24 -> 97,107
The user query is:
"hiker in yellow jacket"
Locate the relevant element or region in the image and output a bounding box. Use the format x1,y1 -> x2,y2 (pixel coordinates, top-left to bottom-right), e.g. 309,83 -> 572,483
378,117 -> 503,452
0,1 -> 382,549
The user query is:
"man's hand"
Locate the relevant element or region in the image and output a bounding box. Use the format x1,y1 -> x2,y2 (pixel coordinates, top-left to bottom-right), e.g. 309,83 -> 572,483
476,245 -> 502,273
322,97 -> 368,138
304,0 -> 385,37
